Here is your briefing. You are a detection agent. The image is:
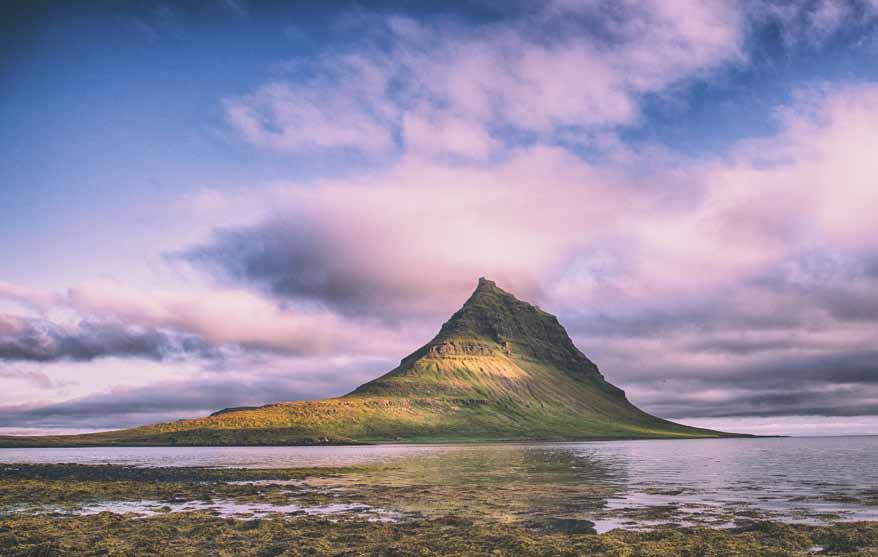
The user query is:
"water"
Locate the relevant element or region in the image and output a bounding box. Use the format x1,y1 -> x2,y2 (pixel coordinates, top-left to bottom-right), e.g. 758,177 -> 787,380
0,444 -> 455,468
2,436 -> 876,532
70,500 -> 402,522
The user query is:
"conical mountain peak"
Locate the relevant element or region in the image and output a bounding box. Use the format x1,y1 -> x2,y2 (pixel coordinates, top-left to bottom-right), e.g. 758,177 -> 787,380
351,278 -> 625,399
436,277 -> 555,343
461,276 -> 516,310
474,276 -> 500,292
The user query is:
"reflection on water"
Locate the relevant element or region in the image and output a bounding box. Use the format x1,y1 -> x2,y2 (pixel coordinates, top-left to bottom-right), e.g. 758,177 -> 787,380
340,446 -> 621,532
2,436 -> 877,532
567,437 -> 878,531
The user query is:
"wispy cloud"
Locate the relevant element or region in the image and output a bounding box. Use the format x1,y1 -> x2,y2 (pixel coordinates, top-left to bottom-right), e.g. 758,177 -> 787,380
755,0 -> 878,46
224,1 -> 747,158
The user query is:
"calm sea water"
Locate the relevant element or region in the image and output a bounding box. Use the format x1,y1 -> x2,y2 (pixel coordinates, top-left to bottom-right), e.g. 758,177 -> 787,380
3,437 -> 876,530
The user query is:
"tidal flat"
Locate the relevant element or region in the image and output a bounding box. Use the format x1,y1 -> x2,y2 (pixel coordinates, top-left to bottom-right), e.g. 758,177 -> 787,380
2,438 -> 877,556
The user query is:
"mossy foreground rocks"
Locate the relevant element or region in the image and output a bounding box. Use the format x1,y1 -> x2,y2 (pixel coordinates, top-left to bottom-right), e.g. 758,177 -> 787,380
3,514 -> 878,556
0,278 -> 736,447
1,463 -> 876,556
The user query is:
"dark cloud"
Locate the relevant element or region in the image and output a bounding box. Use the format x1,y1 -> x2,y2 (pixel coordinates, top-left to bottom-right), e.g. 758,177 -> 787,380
681,337 -> 801,356
174,217 -> 460,319
758,252 -> 878,323
178,218 -> 346,306
0,314 -> 215,363
559,289 -> 807,343
645,385 -> 878,420
614,350 -> 878,420
563,251 -> 878,342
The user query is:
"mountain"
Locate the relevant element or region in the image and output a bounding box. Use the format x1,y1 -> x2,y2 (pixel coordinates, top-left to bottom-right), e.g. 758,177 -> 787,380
0,278 -> 736,447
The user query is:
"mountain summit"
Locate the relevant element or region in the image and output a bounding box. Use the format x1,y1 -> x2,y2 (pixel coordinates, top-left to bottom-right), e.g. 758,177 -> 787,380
0,279 -> 734,447
351,277 -> 624,400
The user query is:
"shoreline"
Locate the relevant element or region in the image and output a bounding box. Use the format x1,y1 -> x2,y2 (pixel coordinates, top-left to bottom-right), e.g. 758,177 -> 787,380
0,432 -> 758,450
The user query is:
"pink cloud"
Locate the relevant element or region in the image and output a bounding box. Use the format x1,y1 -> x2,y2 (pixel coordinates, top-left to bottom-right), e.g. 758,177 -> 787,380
0,282 -> 412,361
224,2 -> 747,157
65,282 -> 411,358
201,84 -> 878,319
402,109 -> 499,160
224,80 -> 396,155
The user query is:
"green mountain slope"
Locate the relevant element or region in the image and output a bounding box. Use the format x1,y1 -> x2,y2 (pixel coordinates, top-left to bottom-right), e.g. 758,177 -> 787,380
0,279 -> 738,447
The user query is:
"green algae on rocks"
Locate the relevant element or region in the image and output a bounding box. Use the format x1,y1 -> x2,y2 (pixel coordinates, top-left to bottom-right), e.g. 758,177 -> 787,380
3,512 -> 878,556
2,462 -> 878,556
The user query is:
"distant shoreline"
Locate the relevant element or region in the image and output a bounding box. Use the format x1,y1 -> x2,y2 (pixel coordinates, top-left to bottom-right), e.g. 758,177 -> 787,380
0,432 -> 766,450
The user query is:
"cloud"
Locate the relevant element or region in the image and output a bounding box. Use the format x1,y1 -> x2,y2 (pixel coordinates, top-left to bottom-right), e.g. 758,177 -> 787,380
0,278 -> 416,362
224,76 -> 396,155
0,368 -> 53,389
603,348 -> 878,419
675,415 -> 878,436
0,380 -> 283,429
402,109 -> 499,160
64,281 -> 380,357
755,0 -> 878,46
176,146 -> 648,318
192,85 -> 878,318
224,1 -> 747,157
0,278 -> 422,395
0,356 -> 392,430
0,314 -> 210,363
0,282 -> 59,313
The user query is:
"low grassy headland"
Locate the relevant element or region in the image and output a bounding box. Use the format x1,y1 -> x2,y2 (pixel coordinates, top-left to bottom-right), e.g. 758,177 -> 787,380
2,462 -> 876,556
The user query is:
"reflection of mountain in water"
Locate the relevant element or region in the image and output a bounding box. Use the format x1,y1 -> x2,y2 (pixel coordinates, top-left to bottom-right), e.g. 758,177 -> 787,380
352,444 -> 627,533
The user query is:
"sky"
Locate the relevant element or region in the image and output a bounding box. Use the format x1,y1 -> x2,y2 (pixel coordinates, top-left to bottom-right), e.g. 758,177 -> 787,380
2,0 -> 878,437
